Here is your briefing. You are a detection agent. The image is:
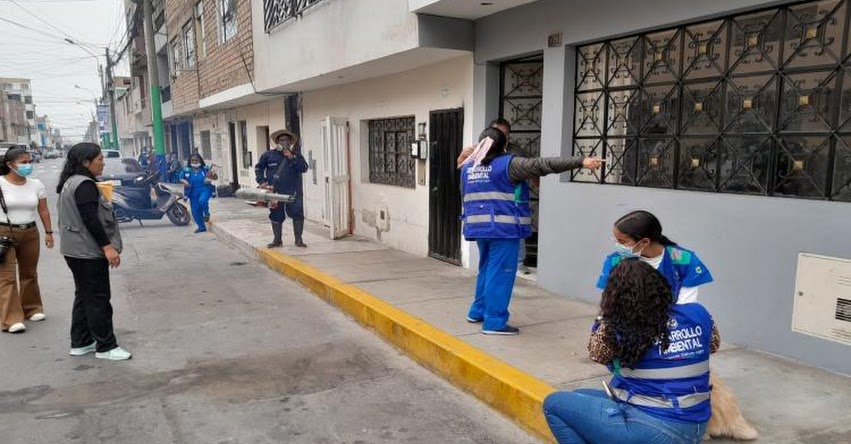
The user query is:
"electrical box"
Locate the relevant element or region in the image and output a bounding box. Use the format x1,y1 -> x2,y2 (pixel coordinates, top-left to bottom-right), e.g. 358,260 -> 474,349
792,253 -> 851,347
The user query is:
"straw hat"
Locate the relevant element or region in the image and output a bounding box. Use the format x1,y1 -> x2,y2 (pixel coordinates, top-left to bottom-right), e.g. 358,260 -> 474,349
270,129 -> 299,146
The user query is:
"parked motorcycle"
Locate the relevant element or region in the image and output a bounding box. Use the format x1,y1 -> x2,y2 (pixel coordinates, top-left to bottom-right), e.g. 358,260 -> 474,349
112,172 -> 191,226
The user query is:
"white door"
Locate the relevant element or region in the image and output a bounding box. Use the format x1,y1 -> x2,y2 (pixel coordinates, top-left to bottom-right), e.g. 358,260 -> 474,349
322,117 -> 350,239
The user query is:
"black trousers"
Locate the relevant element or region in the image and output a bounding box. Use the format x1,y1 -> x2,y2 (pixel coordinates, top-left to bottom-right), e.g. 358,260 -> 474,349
64,256 -> 118,353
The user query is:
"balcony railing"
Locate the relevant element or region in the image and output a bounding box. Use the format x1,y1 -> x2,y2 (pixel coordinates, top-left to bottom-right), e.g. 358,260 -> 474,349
263,0 -> 326,32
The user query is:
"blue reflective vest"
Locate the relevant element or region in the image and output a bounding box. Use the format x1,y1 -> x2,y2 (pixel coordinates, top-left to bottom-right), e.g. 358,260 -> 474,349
461,154 -> 532,240
597,246 -> 713,301
607,303 -> 713,423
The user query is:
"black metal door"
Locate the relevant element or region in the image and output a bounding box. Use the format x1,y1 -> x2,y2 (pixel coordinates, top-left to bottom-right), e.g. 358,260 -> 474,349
428,108 -> 463,265
228,122 -> 240,189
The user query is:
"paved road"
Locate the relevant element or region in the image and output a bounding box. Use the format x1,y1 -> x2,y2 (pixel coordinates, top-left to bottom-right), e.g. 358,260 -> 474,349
0,158 -> 538,444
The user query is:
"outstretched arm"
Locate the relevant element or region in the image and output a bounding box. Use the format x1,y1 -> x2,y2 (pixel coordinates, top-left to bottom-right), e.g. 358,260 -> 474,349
508,156 -> 604,182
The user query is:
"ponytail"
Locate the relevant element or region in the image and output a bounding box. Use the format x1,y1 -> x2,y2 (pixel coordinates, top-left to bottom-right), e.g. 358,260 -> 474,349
614,210 -> 677,246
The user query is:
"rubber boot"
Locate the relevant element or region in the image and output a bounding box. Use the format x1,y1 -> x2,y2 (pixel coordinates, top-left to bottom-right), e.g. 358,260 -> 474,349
293,218 -> 307,248
267,222 -> 283,248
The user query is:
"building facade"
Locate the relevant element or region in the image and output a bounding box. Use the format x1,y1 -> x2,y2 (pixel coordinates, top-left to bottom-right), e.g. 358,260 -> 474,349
438,0 -> 851,374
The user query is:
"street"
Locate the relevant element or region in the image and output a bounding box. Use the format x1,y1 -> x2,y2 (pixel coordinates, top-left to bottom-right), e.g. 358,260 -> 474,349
0,158 -> 538,444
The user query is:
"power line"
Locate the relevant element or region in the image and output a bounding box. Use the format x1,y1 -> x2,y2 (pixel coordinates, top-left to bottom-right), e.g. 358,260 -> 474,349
6,0 -> 104,50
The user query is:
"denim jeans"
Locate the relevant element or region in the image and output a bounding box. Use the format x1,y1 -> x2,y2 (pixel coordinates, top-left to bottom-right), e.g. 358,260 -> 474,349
543,389 -> 707,444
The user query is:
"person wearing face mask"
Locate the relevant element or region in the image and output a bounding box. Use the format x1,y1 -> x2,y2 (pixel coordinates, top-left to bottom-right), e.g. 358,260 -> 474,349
180,154 -> 217,233
0,147 -> 54,334
595,210 -> 759,440
166,153 -> 183,184
597,210 -> 711,304
254,129 -> 309,248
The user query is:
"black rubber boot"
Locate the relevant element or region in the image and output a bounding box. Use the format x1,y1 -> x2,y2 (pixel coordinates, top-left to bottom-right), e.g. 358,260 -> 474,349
267,222 -> 283,248
293,218 -> 307,248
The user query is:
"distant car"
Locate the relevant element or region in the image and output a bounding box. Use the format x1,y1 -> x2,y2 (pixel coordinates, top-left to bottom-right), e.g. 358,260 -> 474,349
103,150 -> 121,158
44,151 -> 61,159
0,142 -> 27,157
99,157 -> 146,186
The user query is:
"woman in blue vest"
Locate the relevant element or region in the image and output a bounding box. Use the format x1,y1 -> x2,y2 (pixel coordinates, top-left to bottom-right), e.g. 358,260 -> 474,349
180,154 -> 217,233
544,259 -> 717,443
461,127 -> 602,335
597,210 -> 758,440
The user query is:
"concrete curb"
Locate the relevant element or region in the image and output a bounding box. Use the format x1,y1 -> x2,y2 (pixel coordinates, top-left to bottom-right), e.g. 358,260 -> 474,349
212,223 -> 557,443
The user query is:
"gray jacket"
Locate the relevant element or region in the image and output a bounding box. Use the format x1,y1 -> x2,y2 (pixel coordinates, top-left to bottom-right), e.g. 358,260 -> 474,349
58,175 -> 122,259
508,156 -> 585,183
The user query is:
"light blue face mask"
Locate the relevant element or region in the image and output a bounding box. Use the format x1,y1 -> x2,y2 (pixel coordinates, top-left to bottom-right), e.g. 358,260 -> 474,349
14,164 -> 33,177
614,241 -> 641,259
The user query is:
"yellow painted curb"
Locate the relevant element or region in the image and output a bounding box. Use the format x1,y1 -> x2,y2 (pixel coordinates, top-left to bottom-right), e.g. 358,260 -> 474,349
257,248 -> 557,443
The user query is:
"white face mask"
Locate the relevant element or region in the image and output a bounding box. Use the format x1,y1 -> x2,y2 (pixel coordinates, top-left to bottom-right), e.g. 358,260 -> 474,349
191,162 -> 201,168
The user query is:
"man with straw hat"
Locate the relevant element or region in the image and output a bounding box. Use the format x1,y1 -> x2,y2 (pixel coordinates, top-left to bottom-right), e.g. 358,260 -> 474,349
254,129 -> 309,248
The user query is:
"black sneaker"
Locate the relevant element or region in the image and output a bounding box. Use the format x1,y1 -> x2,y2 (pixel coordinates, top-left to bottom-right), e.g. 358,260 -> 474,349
481,325 -> 520,335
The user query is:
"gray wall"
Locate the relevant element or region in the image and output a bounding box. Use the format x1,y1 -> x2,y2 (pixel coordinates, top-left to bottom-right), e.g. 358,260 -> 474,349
474,0 -> 851,375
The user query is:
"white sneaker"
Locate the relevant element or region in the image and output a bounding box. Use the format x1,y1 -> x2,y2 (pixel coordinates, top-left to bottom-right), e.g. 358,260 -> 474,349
69,342 -> 97,356
7,323 -> 26,333
28,313 -> 46,321
95,347 -> 132,361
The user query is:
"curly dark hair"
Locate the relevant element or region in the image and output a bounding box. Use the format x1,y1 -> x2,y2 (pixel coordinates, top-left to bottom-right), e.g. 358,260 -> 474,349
600,259 -> 673,368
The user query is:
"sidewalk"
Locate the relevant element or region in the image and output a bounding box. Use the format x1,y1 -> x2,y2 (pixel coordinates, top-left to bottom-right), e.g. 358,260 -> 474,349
208,197 -> 851,444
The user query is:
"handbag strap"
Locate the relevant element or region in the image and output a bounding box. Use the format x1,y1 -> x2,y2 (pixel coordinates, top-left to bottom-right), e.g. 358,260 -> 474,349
0,180 -> 11,227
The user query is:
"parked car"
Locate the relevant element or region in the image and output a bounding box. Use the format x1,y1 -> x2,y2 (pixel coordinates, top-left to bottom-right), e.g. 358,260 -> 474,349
44,150 -> 61,159
103,150 -> 122,158
99,157 -> 147,186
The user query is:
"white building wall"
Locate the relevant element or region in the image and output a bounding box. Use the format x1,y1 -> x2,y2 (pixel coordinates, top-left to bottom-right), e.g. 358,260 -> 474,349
252,0 -> 419,91
300,55 -> 474,256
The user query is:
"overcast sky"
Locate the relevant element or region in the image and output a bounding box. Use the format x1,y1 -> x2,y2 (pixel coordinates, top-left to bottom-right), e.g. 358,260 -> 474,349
0,0 -> 128,143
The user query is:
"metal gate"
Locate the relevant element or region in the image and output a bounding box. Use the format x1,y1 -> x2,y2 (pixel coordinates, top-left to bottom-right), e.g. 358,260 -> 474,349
428,108 -> 464,265
501,56 -> 543,267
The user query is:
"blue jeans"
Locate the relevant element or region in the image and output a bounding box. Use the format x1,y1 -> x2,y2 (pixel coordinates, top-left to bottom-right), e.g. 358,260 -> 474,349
467,238 -> 520,330
543,389 -> 707,444
188,187 -> 212,231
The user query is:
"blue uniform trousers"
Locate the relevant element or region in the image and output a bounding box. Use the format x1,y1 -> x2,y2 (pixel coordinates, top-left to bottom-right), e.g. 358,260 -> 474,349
467,238 -> 520,330
268,196 -> 304,223
188,187 -> 212,231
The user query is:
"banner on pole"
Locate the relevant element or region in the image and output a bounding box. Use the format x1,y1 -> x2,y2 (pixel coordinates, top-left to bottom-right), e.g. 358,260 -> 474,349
97,105 -> 110,133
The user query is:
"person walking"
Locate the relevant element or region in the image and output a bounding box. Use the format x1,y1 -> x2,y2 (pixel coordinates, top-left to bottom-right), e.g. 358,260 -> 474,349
0,147 -> 53,334
254,129 -> 309,248
57,143 -> 131,361
180,154 -> 217,233
461,127 -> 602,335
544,259 -> 717,444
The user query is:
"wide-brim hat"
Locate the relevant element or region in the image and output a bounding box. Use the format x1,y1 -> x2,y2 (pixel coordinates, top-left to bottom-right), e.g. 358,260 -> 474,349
270,129 -> 299,146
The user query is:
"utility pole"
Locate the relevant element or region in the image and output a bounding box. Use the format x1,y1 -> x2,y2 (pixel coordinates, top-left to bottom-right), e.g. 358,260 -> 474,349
142,0 -> 166,165
105,48 -> 119,151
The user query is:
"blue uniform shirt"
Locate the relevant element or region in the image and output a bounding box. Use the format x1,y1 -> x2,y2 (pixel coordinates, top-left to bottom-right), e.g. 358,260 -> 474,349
254,149 -> 309,195
597,245 -> 713,301
182,166 -> 213,197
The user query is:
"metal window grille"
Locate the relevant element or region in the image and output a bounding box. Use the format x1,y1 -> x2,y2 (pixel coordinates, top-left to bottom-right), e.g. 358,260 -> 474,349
500,58 -> 544,158
368,117 -> 416,188
572,0 -> 851,202
219,0 -> 237,43
263,0 -> 326,32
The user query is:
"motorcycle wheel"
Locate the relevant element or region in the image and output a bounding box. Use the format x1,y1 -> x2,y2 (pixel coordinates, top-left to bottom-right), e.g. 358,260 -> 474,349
167,203 -> 191,226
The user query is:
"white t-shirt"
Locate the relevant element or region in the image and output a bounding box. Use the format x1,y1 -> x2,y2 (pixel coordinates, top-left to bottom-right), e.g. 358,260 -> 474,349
0,176 -> 46,224
640,251 -> 700,304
